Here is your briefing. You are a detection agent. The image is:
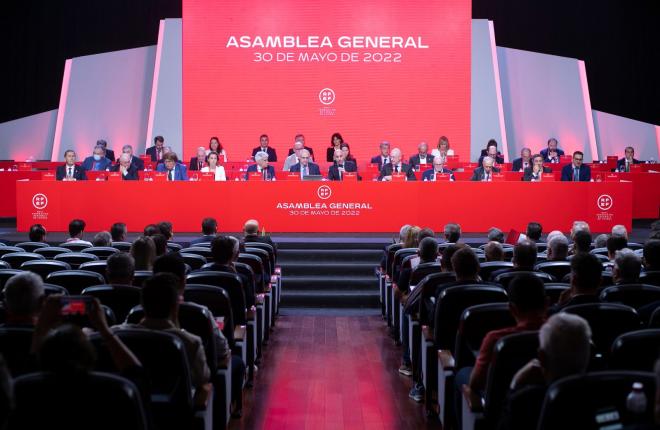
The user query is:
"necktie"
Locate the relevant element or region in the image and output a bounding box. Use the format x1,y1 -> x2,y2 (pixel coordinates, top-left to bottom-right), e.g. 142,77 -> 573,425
303,166 -> 308,177
157,148 -> 162,160
68,167 -> 73,178
625,161 -> 630,172
485,173 -> 490,182
262,169 -> 267,180
169,170 -> 174,181
395,165 -> 399,173
573,168 -> 579,181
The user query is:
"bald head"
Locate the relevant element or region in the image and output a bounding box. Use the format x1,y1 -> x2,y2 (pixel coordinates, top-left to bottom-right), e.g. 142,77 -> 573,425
244,219 -> 259,235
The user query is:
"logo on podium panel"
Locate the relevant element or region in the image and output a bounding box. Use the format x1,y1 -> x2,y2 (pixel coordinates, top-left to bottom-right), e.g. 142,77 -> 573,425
32,193 -> 48,210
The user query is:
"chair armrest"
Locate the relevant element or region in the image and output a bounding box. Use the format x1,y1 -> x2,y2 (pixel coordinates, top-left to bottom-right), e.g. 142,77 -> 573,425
438,350 -> 455,369
246,308 -> 256,321
461,385 -> 484,413
422,325 -> 434,342
256,294 -> 265,304
234,325 -> 246,342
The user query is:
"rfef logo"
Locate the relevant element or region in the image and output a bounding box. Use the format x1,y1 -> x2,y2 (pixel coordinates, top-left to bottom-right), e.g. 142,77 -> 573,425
317,185 -> 332,200
319,88 -> 335,105
32,193 -> 48,210
597,194 -> 613,211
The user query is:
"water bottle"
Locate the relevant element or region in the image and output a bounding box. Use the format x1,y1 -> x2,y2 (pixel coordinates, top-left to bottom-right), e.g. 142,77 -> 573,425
626,382 -> 647,422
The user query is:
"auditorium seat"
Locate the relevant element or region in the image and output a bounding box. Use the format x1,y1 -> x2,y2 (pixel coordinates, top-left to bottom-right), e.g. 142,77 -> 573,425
82,285 -> 141,323
54,251 -> 99,269
0,261 -> 9,269
79,260 -> 108,281
182,246 -> 213,261
640,270 -> 660,287
46,269 -> 105,295
409,262 -> 443,286
590,247 -> 609,257
244,247 -> 272,280
166,242 -> 183,252
0,246 -> 25,258
43,283 -> 69,295
181,253 -> 208,270
0,327 -> 37,376
1,251 -> 45,269
626,242 -> 644,250
131,270 -> 152,287
0,269 -> 24,288
20,259 -> 71,279
57,242 -> 92,252
493,270 -> 555,290
479,262 -> 513,281
34,246 -> 71,259
83,246 -> 119,259
599,284 -> 660,309
537,371 -> 656,430
391,247 -> 418,283
244,242 -> 276,267
237,253 -> 266,292
543,283 -> 570,304
236,253 -> 273,334
534,261 -> 572,281
502,247 -> 515,262
14,241 -> 49,252
384,243 -> 404,279
535,242 -> 548,252
111,241 -> 132,252
610,329 -> 660,372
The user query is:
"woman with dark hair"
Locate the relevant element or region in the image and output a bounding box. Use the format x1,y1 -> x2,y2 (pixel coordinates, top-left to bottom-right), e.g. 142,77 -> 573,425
200,151 -> 227,181
207,137 -> 227,162
340,143 -> 356,164
326,133 -> 344,162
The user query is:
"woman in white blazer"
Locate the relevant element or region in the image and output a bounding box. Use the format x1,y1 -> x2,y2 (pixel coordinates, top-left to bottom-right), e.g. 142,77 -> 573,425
201,151 -> 226,180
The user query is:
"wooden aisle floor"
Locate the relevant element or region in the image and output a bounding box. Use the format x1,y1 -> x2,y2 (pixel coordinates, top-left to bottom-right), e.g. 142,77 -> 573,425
231,314 -> 442,430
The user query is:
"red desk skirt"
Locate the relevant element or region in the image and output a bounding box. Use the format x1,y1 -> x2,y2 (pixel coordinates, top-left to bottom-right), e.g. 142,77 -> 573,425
17,180 -> 632,233
0,172 -> 48,217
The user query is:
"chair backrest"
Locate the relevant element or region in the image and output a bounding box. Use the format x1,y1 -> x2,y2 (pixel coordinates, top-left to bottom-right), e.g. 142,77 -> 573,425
79,260 -> 109,281
535,242 -> 548,252
544,283 -> 570,304
53,252 -> 99,269
58,242 -> 92,252
181,246 -> 213,261
0,246 -> 26,258
640,270 -> 660,287
34,246 -> 72,259
0,269 -> 24,288
186,271 -> 246,324
610,329 -> 660,372
180,253 -> 208,270
416,272 -> 457,324
599,284 -> 660,310
433,284 -> 509,350
493,270 -> 556,290
502,247 -> 515,262
600,271 -> 615,287
244,247 -> 272,277
234,262 -> 257,307
538,371 -> 656,430
590,247 -> 609,257
409,262 -> 442,286
14,241 -> 49,252
454,303 -> 515,369
82,285 -> 141,323
244,241 -> 276,266
1,252 -> 45,269
534,261 -> 572,281
479,261 -> 514,281
0,327 -> 37,376
627,242 -> 644,250
82,246 -> 119,259
13,371 -> 148,430
131,270 -> 153,287
111,241 -> 133,252
166,242 -> 183,252
46,270 -> 106,295
0,261 -> 8,270
43,283 -> 69,295
392,248 -> 418,281
384,242 -> 403,277
20,259 -> 71,279
237,253 -> 266,292
183,284 -> 235,346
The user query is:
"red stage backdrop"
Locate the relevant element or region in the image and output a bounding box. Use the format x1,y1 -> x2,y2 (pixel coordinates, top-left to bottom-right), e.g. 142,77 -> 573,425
182,0 -> 471,163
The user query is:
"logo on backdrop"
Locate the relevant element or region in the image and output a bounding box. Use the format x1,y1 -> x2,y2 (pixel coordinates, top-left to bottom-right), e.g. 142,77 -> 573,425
317,185 -> 332,200
318,88 -> 335,105
32,193 -> 48,210
597,194 -> 613,211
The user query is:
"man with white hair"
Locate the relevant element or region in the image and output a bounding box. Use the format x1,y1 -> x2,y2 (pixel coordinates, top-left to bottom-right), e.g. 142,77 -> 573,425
611,224 -> 629,240
117,144 -> 144,170
111,153 -> 138,180
328,148 -> 358,181
570,220 -> 591,240
245,151 -> 275,180
2,272 -> 45,327
408,141 -> 434,170
443,223 -> 461,243
613,249 -> 642,284
189,146 -> 207,171
283,140 -> 304,171
546,234 -> 569,261
471,156 -> 501,181
289,149 -> 321,178
421,156 -> 454,181
378,148 -> 416,181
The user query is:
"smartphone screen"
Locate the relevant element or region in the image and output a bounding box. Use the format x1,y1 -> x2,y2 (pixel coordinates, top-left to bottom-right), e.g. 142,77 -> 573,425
60,296 -> 92,316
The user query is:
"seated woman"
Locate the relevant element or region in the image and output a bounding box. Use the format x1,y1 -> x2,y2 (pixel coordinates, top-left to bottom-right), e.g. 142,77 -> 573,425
341,143 -> 357,164
431,135 -> 455,158
201,151 -> 227,181
326,132 -> 344,162
207,137 -> 228,162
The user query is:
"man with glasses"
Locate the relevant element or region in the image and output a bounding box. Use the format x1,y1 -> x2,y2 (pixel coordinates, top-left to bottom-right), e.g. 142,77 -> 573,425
289,149 -> 320,178
561,151 -> 591,181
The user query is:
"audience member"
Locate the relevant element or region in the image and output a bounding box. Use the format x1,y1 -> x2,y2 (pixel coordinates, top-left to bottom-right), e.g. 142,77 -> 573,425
66,219 -> 92,246
484,241 -> 504,262
157,221 -> 174,241
572,230 -> 593,255
487,227 -> 505,243
643,240 -> 660,271
105,252 -> 135,286
243,219 -> 277,258
613,249 -> 642,284
2,272 -> 44,327
450,247 -> 484,285
402,226 -> 422,249
190,217 -> 218,246
607,235 -> 628,261
440,243 -> 466,273
110,222 -> 127,242
150,234 -> 168,257
611,224 -> 629,240
130,236 -> 156,271
28,223 -> 47,242
443,223 -> 461,243
143,224 -> 159,237
546,234 -> 569,261
91,231 -> 112,247
551,253 -> 602,313
251,134 -> 277,162
525,222 -> 543,242
594,233 -> 609,249
55,149 -> 86,181
489,240 -> 537,281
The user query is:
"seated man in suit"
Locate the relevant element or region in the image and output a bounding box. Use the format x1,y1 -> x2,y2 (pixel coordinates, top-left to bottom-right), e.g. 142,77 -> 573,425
81,145 -> 112,172
378,148 -> 416,181
283,141 -> 304,171
290,149 -> 320,178
471,156 -> 500,181
156,152 -> 188,181
146,135 -> 165,162
287,134 -> 314,159
245,151 -> 275,180
540,137 -> 564,163
251,134 -> 277,162
96,139 -> 114,162
370,141 -> 391,169
111,153 -> 139,180
523,154 -> 553,181
202,235 -> 250,288
549,253 -> 602,314
512,147 -> 532,172
561,151 -> 591,181
489,239 -> 537,281
189,146 -> 207,171
243,219 -> 277,258
477,140 -> 504,166
190,217 -> 218,246
118,145 -> 144,170
422,156 -> 454,181
408,141 -> 434,170
56,149 -> 87,181
328,148 -> 358,181
616,146 -> 641,172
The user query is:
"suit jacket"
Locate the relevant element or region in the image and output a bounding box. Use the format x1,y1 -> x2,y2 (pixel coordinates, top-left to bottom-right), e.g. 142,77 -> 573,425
408,153 -> 435,168
540,147 -> 565,163
288,146 -> 314,158
289,162 -> 321,176
522,166 -> 552,181
471,166 -> 501,181
378,162 -> 416,181
245,164 -> 276,180
110,164 -> 138,180
117,156 -> 144,171
189,157 -> 206,171
105,149 -> 115,162
156,163 -> 189,181
477,154 -> 504,166
512,158 -> 532,172
190,234 -> 216,246
251,146 -> 277,162
55,164 -> 87,181
561,164 -> 591,182
421,168 -> 454,181
282,153 -> 299,171
81,156 -> 112,172
145,145 -> 165,162
370,154 -> 391,170
328,161 -> 358,181
615,158 -> 641,172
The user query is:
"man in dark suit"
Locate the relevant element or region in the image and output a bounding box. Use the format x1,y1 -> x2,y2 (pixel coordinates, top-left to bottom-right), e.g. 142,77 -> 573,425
561,151 -> 591,182
96,139 -> 114,162
201,235 -> 250,289
245,151 -> 276,180
190,217 -> 218,246
328,148 -> 358,181
522,154 -> 552,181
287,134 -> 314,159
478,140 -> 504,165
56,149 -> 87,181
111,153 -> 139,180
370,141 -> 391,169
145,135 -> 165,162
378,148 -> 416,181
540,137 -> 564,163
251,134 -> 277,162
471,156 -> 501,181
81,145 -> 113,171
615,146 -> 641,172
512,147 -> 532,172
156,152 -> 188,180
489,240 -> 538,281
422,156 -> 454,181
117,144 -> 145,170
243,219 -> 277,259
289,150 -> 321,178
188,147 -> 207,171
408,141 -> 434,170
548,253 -> 602,314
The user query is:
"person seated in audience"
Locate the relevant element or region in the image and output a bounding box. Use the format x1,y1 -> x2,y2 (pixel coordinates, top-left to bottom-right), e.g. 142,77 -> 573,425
512,147 -> 532,172
442,222 -> 462,244
96,139 -> 115,162
406,228 -> 436,268
287,134 -> 314,160
190,217 -> 218,246
130,236 -> 156,271
111,153 -> 138,180
402,226 -> 422,250
487,227 -> 505,243
593,233 -> 608,249
551,252 -> 602,314
204,236 -> 245,277
156,152 -> 188,181
110,222 -> 127,242
431,135 -> 454,158
546,234 -> 569,261
408,141 -> 434,170
501,313 -> 592,430
189,147 -> 207,171
421,156 -> 454,181
56,149 -> 87,181
200,151 -> 226,181
441,243 -> 466,273
92,231 -> 112,247
612,249 -> 642,285
611,224 -> 629,240
471,156 -> 500,181
370,141 -> 391,169
478,140 -> 504,165
243,219 -> 277,258
208,136 -> 228,162
545,230 -> 564,246
283,140 -> 304,171
524,222 -> 543,242
644,240 -> 660,272
157,221 -> 174,241
289,149 -> 321,177
328,148 -> 358,181
150,234 -> 168,257
143,224 -> 159,236
561,151 -> 591,181
379,224 -> 412,272
616,146 -> 640,172
104,252 -> 135,286
118,144 -> 144,170
81,145 -> 112,172
448,246 -> 488,286
245,151 -> 276,180
28,223 -> 47,242
325,132 -> 344,162
522,154 -> 552,181
66,219 -> 92,246
489,240 -> 537,281
251,134 -> 277,162
607,234 -> 628,263
484,241 -> 504,262
146,135 -> 165,162
571,220 -> 591,238
378,148 -> 416,181
571,229 -> 592,255
2,272 -> 44,327
540,137 -> 564,163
